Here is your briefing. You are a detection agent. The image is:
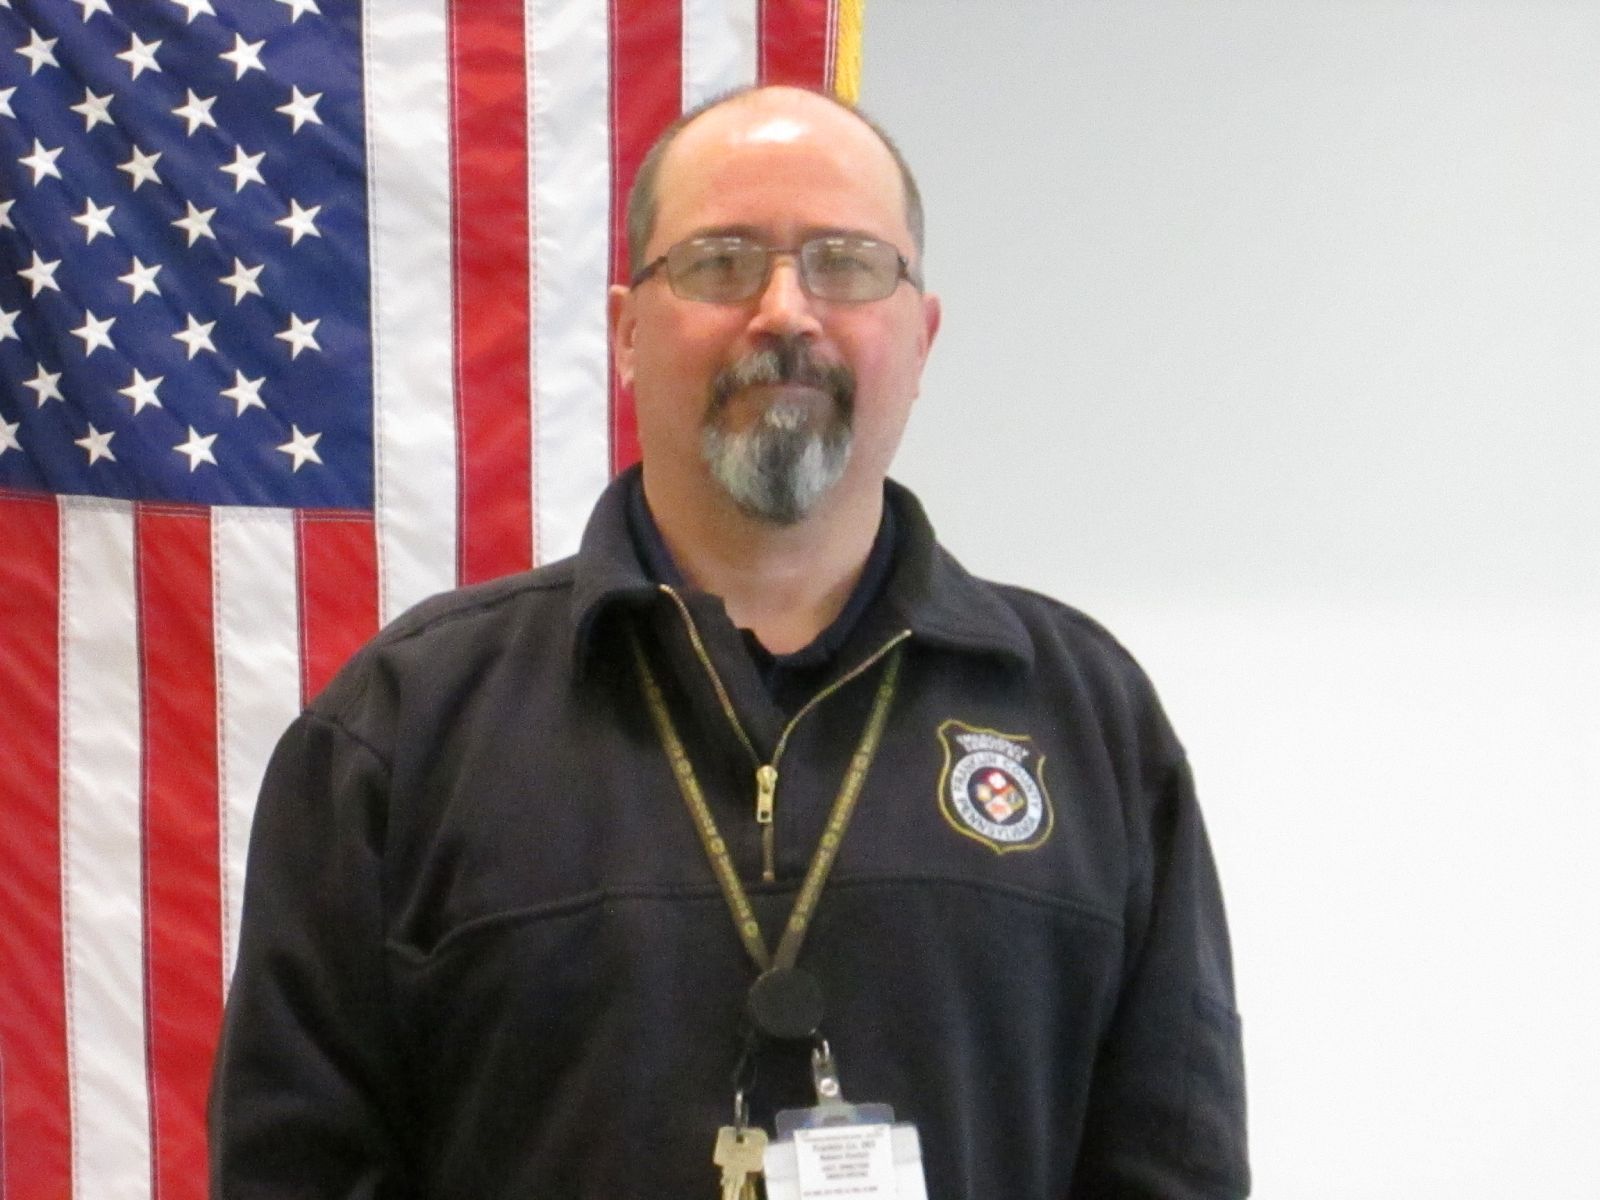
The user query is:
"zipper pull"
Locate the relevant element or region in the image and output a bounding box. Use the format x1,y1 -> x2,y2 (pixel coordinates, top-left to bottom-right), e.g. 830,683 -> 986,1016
756,764 -> 778,883
755,764 -> 777,825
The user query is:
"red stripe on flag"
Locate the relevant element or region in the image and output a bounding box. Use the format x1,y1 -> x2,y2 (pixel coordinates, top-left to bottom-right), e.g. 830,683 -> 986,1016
606,0 -> 683,475
760,0 -> 835,88
296,512 -> 380,704
450,0 -> 535,583
0,492 -> 73,1200
134,505 -> 223,1200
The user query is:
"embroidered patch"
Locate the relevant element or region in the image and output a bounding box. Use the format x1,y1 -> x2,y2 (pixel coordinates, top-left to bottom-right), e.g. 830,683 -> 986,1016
936,720 -> 1054,853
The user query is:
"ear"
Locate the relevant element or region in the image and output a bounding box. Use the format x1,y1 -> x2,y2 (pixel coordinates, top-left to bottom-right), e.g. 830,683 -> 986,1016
918,290 -> 942,365
607,284 -> 636,388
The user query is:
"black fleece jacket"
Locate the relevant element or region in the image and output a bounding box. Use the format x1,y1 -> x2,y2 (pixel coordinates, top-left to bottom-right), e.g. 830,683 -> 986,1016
210,468 -> 1249,1199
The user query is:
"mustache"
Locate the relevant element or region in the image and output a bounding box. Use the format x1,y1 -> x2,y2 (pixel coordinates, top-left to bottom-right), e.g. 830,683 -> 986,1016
710,338 -> 855,412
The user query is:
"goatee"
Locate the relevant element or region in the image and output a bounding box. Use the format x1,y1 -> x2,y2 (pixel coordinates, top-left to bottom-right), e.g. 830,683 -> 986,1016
700,337 -> 855,526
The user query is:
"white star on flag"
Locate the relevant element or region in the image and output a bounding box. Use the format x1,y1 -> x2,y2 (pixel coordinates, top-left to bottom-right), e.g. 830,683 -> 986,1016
172,201 -> 218,246
276,424 -> 322,471
0,199 -> 13,229
19,252 -> 62,296
172,89 -> 218,135
169,0 -> 217,23
219,34 -> 266,80
118,146 -> 163,189
0,417 -> 19,456
71,0 -> 113,19
0,87 -> 14,118
221,370 -> 266,415
16,30 -> 59,75
220,259 -> 264,303
72,198 -> 116,243
276,0 -> 321,21
275,199 -> 322,244
117,34 -> 163,79
118,369 -> 165,413
276,86 -> 323,132
220,146 -> 267,192
75,424 -> 116,465
174,427 -> 219,470
71,311 -> 117,356
0,306 -> 19,342
275,313 -> 321,358
119,257 -> 163,302
19,139 -> 65,185
172,315 -> 218,359
24,364 -> 63,405
70,88 -> 115,130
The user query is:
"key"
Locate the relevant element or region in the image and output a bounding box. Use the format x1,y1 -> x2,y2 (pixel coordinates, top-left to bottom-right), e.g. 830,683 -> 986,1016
714,1126 -> 767,1200
713,1124 -> 769,1200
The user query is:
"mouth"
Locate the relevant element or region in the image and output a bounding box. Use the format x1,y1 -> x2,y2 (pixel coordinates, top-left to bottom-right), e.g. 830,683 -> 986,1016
728,381 -> 832,406
723,384 -> 832,433
709,338 -> 855,421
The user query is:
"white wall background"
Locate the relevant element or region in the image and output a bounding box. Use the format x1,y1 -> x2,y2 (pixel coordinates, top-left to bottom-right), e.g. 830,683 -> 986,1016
862,2 -> 1599,1196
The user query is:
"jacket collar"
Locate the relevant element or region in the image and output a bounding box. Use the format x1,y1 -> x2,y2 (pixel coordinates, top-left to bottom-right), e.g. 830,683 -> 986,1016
568,466 -> 1034,674
876,479 -> 1033,669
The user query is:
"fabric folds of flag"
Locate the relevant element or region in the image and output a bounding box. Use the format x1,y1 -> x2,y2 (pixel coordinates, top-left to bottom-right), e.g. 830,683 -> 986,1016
0,1 -> 861,1197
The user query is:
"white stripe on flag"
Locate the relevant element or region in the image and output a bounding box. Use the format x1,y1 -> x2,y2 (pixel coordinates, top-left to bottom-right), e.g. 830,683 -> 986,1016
365,0 -> 459,621
529,0 -> 614,563
214,508 -> 301,985
59,499 -> 150,1200
683,0 -> 760,105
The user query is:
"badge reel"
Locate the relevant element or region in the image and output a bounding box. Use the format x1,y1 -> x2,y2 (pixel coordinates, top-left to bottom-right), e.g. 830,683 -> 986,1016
763,1040 -> 928,1200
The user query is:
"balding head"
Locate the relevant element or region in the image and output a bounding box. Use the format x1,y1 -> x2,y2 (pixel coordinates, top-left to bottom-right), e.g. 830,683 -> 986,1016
625,85 -> 926,277
609,83 -> 941,535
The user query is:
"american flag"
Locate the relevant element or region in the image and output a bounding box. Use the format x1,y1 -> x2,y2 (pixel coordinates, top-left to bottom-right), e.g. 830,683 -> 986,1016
0,1 -> 860,1196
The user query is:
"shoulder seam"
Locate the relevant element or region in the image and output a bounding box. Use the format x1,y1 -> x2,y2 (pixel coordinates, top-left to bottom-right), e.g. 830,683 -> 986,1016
300,707 -> 393,776
380,568 -> 574,648
988,581 -> 1142,661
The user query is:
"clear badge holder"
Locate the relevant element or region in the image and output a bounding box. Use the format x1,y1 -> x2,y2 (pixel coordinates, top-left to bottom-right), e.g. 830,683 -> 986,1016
762,1043 -> 929,1200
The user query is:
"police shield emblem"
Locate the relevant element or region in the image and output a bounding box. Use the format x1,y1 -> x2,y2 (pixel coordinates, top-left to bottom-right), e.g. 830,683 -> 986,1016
936,720 -> 1054,853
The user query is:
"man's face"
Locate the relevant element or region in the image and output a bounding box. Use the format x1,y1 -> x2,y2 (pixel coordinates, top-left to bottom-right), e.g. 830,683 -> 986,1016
611,92 -> 941,525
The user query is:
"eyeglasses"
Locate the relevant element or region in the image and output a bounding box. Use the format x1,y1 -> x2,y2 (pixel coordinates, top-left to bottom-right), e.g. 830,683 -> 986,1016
630,234 -> 920,304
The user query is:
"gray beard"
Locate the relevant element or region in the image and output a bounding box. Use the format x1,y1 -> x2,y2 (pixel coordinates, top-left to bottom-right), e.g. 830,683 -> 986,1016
700,341 -> 854,526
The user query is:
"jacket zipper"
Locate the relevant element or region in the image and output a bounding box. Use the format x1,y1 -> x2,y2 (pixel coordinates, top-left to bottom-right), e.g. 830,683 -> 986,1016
658,584 -> 912,882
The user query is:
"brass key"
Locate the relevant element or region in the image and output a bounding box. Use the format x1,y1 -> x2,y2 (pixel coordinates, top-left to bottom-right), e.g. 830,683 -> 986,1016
713,1124 -> 768,1200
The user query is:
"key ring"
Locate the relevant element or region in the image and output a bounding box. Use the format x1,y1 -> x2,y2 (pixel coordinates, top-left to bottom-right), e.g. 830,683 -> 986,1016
811,1039 -> 845,1105
734,1088 -> 750,1133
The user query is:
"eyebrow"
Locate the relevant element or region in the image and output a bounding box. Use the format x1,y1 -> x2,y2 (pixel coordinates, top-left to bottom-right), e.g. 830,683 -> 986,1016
685,224 -> 883,245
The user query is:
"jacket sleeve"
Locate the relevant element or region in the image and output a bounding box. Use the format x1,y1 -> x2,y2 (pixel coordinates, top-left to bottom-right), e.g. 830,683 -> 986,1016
209,709 -> 416,1200
1071,754 -> 1251,1199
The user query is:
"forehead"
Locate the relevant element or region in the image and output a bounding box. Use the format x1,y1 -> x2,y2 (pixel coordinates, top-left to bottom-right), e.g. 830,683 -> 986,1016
650,94 -> 910,253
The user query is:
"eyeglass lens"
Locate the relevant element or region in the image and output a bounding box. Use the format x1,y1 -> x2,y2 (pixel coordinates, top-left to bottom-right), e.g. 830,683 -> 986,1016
665,237 -> 902,303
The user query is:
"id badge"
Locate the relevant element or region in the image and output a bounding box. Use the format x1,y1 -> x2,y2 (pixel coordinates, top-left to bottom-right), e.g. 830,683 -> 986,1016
763,1102 -> 929,1200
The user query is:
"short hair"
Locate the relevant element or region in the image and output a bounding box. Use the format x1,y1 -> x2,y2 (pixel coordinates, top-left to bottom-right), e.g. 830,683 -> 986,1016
625,85 -> 926,278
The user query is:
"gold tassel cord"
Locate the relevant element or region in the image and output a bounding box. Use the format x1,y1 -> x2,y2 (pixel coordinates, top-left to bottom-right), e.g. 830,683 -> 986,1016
833,0 -> 864,103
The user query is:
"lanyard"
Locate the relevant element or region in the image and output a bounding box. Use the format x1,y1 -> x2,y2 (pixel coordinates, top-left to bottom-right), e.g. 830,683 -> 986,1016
628,626 -> 903,982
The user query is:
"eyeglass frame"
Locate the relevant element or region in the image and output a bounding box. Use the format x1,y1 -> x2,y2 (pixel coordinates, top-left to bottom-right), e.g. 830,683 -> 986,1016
629,232 -> 923,304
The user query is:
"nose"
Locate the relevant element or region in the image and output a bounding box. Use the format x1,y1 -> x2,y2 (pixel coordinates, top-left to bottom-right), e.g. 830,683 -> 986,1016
747,253 -> 823,340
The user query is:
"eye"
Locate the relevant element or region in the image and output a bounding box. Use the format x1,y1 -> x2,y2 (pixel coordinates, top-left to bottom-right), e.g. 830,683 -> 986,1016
810,240 -> 876,277
680,239 -> 755,280
684,252 -> 737,278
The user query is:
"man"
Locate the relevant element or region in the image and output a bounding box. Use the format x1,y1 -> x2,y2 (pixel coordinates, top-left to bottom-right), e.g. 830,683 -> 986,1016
211,86 -> 1249,1198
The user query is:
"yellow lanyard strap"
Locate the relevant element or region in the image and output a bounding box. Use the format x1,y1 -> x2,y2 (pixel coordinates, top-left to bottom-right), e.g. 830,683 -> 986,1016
628,627 -> 904,975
